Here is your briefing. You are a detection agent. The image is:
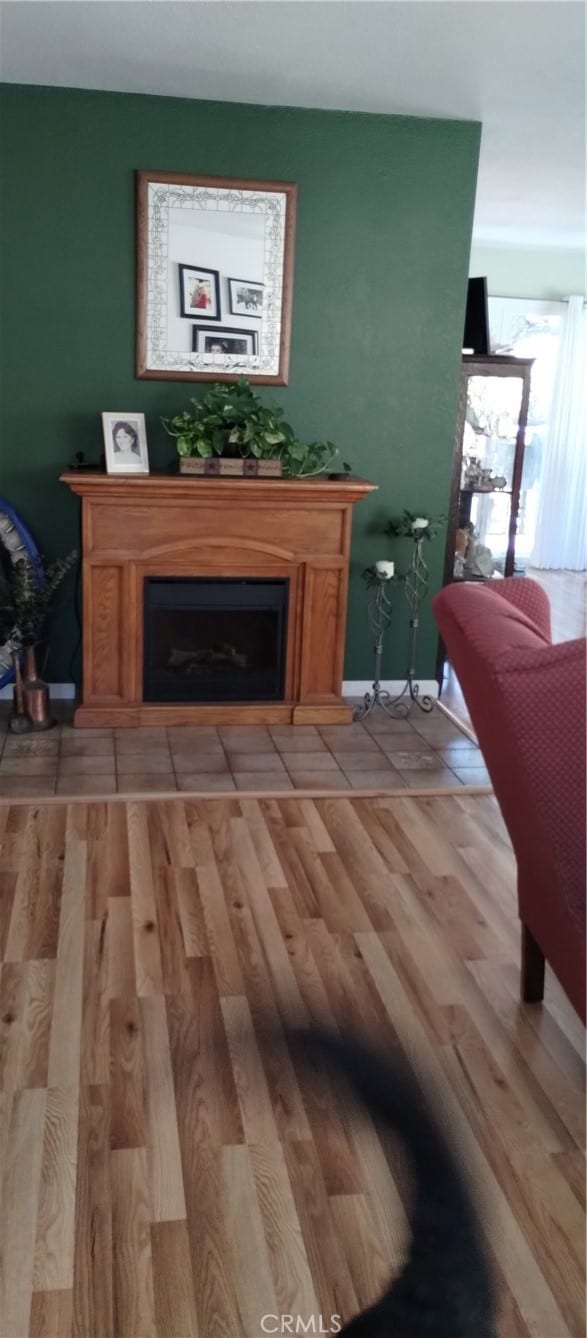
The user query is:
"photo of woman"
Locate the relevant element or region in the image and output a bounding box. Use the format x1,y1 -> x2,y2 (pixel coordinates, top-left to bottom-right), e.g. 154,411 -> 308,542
102,413 -> 150,474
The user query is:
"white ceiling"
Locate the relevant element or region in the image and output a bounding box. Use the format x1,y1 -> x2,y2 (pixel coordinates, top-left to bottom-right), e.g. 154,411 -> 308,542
1,0 -> 585,250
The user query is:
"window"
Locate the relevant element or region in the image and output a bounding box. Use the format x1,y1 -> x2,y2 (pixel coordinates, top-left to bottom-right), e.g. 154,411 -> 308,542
488,297 -> 564,563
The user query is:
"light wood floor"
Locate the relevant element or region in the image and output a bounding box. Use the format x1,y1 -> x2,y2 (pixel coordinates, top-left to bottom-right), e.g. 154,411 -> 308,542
0,795 -> 584,1338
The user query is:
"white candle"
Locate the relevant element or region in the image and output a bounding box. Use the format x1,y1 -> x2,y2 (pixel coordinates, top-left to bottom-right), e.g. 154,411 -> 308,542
375,560 -> 395,579
412,517 -> 429,531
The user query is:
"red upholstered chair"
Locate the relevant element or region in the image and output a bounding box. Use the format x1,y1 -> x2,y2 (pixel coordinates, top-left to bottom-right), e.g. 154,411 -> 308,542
432,577 -> 586,1022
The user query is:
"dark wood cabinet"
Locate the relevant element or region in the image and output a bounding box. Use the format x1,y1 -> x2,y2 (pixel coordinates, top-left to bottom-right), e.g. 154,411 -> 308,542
437,354 -> 533,683
443,355 -> 533,585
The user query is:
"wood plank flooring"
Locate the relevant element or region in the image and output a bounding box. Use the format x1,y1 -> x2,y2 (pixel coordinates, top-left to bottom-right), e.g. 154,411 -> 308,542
0,795 -> 584,1338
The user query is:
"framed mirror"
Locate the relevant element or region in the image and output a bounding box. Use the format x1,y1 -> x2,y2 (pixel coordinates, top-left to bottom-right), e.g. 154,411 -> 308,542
136,171 -> 297,385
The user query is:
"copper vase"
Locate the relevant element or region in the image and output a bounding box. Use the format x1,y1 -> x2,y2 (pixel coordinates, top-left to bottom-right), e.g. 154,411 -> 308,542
23,645 -> 56,731
9,650 -> 33,734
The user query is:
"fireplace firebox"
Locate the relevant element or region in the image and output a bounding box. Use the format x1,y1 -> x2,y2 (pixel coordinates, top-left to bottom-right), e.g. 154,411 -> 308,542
143,577 -> 288,703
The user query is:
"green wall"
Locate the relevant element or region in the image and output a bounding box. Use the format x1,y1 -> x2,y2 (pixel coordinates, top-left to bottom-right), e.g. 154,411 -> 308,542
0,85 -> 480,683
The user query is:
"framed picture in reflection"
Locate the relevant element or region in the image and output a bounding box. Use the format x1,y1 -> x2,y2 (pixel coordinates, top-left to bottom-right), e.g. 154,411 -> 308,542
178,264 -> 221,321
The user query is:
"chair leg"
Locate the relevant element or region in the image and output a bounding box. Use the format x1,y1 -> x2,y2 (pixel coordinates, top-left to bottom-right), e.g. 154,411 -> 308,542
521,922 -> 545,1003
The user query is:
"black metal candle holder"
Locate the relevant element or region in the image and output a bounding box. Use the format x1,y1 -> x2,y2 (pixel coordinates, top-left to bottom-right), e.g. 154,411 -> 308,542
387,535 -> 434,715
354,571 -> 397,721
355,536 -> 434,722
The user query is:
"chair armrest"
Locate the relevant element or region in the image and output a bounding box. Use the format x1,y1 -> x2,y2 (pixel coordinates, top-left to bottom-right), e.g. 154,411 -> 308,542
487,578 -> 552,640
496,636 -> 585,927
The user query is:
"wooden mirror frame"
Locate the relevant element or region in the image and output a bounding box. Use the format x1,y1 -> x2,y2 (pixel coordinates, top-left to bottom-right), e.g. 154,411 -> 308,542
136,170 -> 297,385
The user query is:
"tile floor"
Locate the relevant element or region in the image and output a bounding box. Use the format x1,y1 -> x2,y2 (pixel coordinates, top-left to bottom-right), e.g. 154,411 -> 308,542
0,701 -> 490,797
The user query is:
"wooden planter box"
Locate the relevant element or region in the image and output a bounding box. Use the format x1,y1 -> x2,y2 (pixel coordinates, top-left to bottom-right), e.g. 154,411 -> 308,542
179,457 -> 283,477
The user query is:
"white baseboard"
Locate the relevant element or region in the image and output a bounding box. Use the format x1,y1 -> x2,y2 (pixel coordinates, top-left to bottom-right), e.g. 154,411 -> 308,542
343,679 -> 439,698
0,682 -> 77,700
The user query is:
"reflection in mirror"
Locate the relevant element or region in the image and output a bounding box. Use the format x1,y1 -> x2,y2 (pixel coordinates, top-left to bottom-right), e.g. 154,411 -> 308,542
463,374 -> 524,490
137,173 -> 297,384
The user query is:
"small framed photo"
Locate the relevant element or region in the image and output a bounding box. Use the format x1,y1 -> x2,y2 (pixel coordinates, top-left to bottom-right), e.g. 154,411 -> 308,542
102,413 -> 149,474
178,263 -> 221,320
193,326 -> 259,357
227,277 -> 264,317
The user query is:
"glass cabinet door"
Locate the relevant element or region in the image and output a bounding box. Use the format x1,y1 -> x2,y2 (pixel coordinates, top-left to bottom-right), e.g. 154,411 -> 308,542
461,374 -> 523,491
455,371 -> 525,580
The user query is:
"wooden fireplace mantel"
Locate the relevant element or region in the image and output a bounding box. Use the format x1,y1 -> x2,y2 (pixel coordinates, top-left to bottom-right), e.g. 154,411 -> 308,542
61,472 -> 376,727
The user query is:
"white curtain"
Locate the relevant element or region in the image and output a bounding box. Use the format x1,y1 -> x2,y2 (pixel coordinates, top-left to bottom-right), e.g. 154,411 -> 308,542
531,295 -> 587,570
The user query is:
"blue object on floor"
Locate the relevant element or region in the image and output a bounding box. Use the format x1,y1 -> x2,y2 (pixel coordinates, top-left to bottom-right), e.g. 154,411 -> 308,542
0,498 -> 42,690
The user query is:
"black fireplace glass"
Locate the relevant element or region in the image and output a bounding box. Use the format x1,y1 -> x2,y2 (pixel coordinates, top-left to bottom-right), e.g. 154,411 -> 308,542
143,577 -> 289,703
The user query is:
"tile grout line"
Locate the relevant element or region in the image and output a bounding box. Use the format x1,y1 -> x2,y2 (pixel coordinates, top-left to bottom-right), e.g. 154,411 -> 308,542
164,726 -> 179,794
56,719 -> 64,795
374,717 -> 470,786
1,707 -> 484,798
278,731 -> 349,790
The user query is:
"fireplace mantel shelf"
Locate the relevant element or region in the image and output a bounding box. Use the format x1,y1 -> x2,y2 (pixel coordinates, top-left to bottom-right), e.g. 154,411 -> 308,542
60,471 -> 376,727
61,472 -> 376,506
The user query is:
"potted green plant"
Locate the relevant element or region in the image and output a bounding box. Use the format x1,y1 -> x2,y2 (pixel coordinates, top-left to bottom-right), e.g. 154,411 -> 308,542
0,551 -> 77,731
162,377 -> 344,478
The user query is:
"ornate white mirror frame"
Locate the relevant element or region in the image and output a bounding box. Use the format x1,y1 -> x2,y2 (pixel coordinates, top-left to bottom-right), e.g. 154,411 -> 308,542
136,171 -> 297,385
